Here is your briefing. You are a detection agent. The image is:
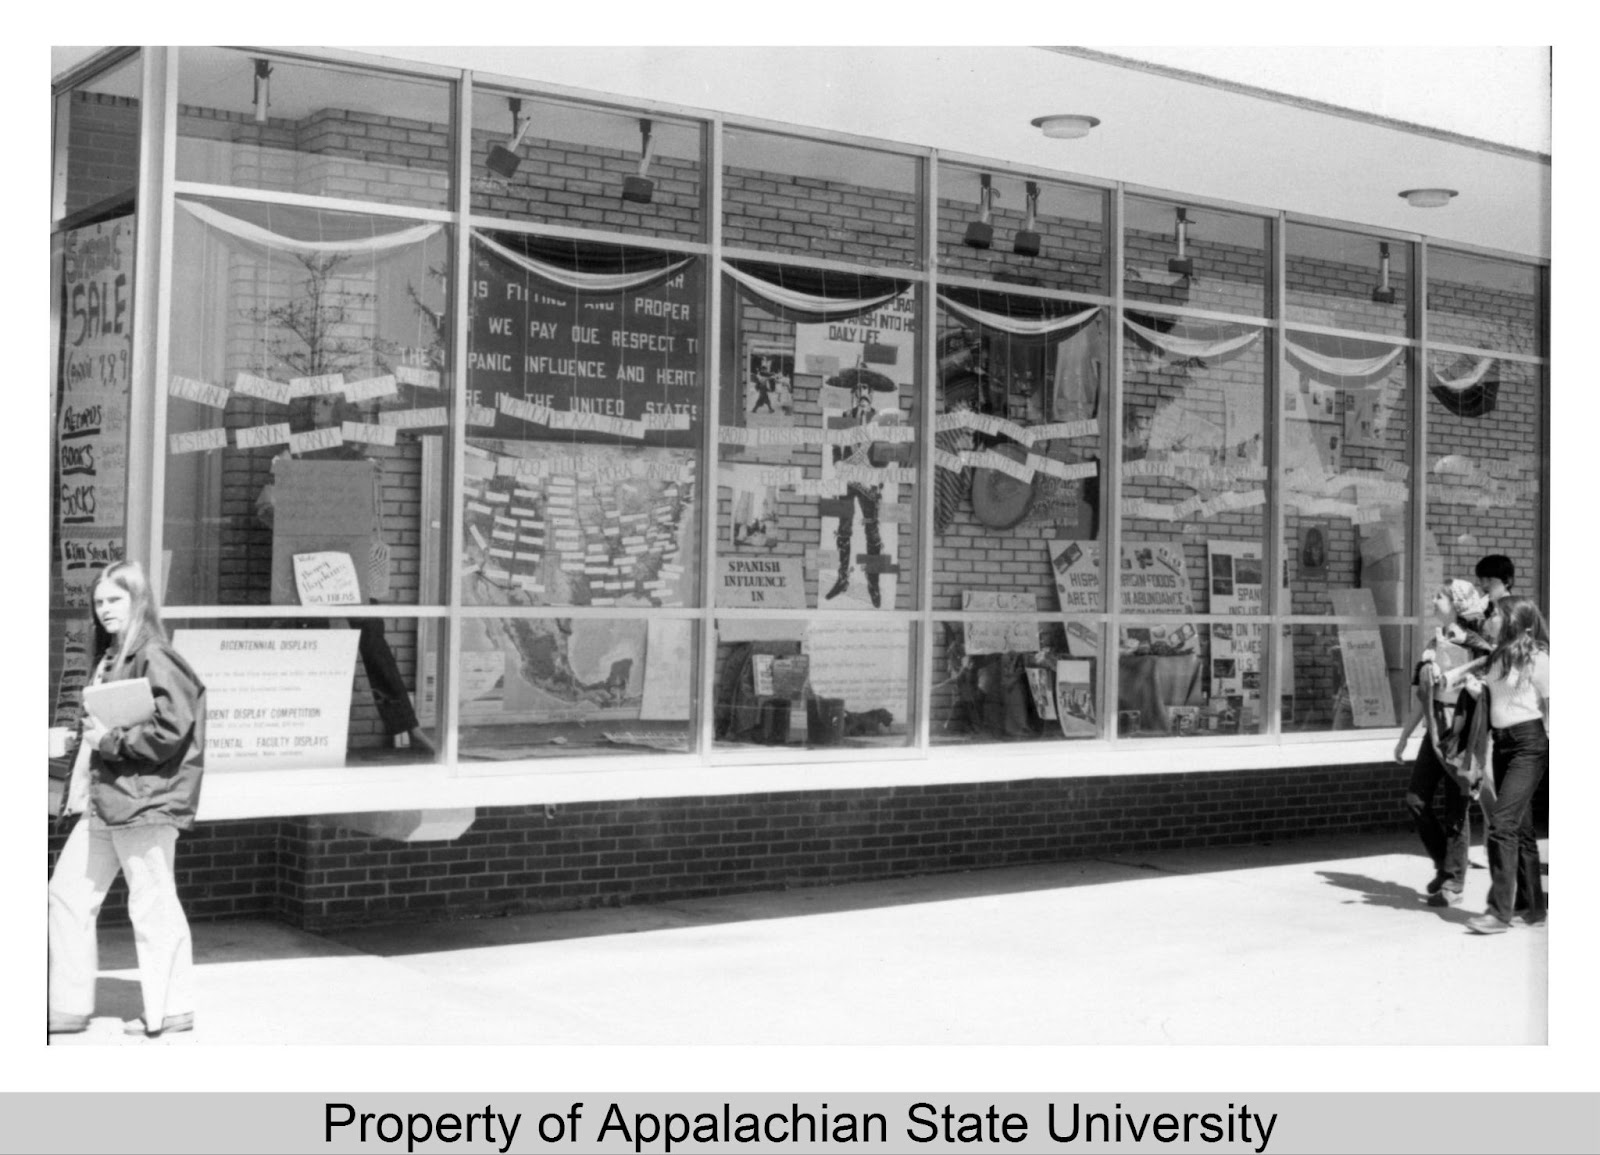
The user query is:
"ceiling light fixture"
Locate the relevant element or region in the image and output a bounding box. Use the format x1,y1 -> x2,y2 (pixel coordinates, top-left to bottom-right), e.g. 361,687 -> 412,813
1030,114 -> 1100,140
963,174 -> 997,250
1168,208 -> 1194,277
1371,242 -> 1397,305
485,97 -> 534,180
252,58 -> 273,125
1013,181 -> 1042,257
621,119 -> 657,204
1399,188 -> 1458,209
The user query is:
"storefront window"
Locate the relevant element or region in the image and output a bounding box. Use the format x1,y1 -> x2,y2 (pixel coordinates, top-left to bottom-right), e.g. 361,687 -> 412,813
936,166 -> 1107,295
1284,624 -> 1413,734
176,48 -> 453,211
451,614 -> 700,759
162,197 -> 452,610
930,618 -> 1103,745
714,617 -> 915,750
54,51 -> 141,224
1124,197 -> 1270,319
1282,330 -> 1413,617
1426,249 -> 1543,357
723,128 -> 920,268
931,291 -> 1108,612
471,89 -> 702,243
1424,355 -> 1543,601
717,265 -> 922,612
1115,622 -> 1266,738
1286,224 -> 1411,338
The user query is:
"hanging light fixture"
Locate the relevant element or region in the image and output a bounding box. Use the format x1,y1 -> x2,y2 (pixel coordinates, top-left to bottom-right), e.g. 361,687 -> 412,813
963,174 -> 997,249
1399,188 -> 1457,208
252,58 -> 273,124
1168,207 -> 1194,277
1030,114 -> 1100,140
1371,242 -> 1397,304
1013,181 -> 1042,257
486,97 -> 535,180
621,118 -> 657,204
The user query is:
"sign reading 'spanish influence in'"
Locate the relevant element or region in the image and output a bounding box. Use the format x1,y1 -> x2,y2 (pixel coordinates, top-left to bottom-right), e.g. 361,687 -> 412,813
716,557 -> 806,608
173,629 -> 360,770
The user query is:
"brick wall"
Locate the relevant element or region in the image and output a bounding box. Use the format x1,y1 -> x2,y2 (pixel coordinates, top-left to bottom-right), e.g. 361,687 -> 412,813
50,761 -> 1419,931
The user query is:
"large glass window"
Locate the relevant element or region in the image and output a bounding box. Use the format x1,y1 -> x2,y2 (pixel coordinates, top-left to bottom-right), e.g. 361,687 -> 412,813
1124,197 -> 1270,319
724,129 -> 920,267
1286,224 -> 1411,338
1427,249 -> 1543,357
937,166 -> 1107,295
53,51 -> 142,223
176,48 -> 454,211
472,90 -> 703,243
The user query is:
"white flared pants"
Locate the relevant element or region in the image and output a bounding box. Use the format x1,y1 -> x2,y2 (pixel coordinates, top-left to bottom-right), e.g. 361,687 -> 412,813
47,817 -> 194,1024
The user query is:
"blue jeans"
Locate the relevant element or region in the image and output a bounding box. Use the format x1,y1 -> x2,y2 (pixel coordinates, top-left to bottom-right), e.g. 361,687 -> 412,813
1485,719 -> 1548,923
1403,736 -> 1470,893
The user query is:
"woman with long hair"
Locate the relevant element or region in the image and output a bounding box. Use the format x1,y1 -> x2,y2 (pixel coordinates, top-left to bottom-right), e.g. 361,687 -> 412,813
47,560 -> 207,1038
1461,595 -> 1550,934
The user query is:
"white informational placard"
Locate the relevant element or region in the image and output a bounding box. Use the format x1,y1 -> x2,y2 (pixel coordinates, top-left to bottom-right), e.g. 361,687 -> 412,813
1328,587 -> 1397,728
1048,540 -> 1194,614
962,591 -> 1040,655
292,551 -> 364,606
804,619 -> 909,716
172,629 -> 361,770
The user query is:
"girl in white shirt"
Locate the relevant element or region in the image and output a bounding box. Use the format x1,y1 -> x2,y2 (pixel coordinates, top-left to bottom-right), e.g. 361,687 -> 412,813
1461,596 -> 1550,933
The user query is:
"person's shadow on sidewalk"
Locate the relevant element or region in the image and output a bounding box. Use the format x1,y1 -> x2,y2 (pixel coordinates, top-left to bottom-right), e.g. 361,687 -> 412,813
1315,870 -> 1476,925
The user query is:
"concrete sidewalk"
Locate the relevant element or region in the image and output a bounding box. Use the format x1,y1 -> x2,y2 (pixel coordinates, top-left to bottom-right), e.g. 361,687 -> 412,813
50,830 -> 1547,1046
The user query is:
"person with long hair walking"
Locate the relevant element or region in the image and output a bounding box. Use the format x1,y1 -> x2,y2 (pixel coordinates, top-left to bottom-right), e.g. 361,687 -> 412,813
1460,595 -> 1549,934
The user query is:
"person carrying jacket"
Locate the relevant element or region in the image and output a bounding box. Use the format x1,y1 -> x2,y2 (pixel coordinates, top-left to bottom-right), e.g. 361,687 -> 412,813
48,560 -> 207,1040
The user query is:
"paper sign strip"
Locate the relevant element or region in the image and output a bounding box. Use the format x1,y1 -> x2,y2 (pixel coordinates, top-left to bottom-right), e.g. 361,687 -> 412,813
289,428 -> 344,454
341,421 -> 397,446
168,375 -> 231,409
286,373 -> 345,399
377,407 -> 448,429
234,422 -> 293,450
343,374 -> 398,403
234,373 -> 292,405
168,428 -> 228,454
395,365 -> 441,389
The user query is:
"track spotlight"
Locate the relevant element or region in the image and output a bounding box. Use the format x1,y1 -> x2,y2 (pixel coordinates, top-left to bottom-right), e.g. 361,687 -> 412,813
1371,242 -> 1397,304
621,119 -> 656,204
1167,208 -> 1194,277
963,174 -> 996,249
252,58 -> 273,124
486,97 -> 534,180
1013,181 -> 1042,257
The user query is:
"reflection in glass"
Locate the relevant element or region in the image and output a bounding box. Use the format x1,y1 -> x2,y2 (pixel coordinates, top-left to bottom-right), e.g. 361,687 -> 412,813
1282,331 -> 1413,616
456,615 -> 699,760
1120,314 -> 1268,611
936,167 -> 1107,294
1424,356 -> 1544,601
1285,624 -> 1412,733
56,52 -> 142,222
472,90 -> 702,242
1124,197 -> 1269,317
931,295 -> 1107,612
931,619 -> 1101,745
1426,249 -> 1543,357
176,47 -> 453,210
715,617 -> 913,749
724,127 -> 919,266
1286,224 -> 1411,337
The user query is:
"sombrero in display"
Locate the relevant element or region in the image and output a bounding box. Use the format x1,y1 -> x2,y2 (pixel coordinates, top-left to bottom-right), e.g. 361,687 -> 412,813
969,442 -> 1035,529
830,366 -> 897,394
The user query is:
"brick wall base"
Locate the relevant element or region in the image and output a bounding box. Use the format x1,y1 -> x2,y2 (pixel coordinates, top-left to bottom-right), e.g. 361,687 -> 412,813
46,760 -> 1531,933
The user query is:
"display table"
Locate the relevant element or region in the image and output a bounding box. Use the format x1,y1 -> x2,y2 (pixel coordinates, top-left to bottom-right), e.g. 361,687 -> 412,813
1118,654 -> 1204,734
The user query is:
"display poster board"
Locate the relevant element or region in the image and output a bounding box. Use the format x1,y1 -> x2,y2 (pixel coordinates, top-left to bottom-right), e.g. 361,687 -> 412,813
716,557 -> 806,609
638,619 -> 694,721
1048,540 -> 1194,615
1054,660 -> 1097,737
804,619 -> 909,718
1329,587 -> 1398,728
269,459 -> 379,605
466,241 -> 701,448
173,629 -> 360,770
1206,539 -> 1296,727
962,591 -> 1039,655
796,296 -> 918,610
743,343 -> 794,427
52,619 -> 94,728
446,616 -> 651,726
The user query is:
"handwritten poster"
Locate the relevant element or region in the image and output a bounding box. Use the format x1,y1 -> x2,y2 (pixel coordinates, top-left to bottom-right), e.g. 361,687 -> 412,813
172,629 -> 361,770
804,619 -> 909,718
292,552 -> 363,607
59,535 -> 124,608
57,216 -> 133,536
962,591 -> 1040,655
53,618 -> 94,727
1047,540 -> 1194,615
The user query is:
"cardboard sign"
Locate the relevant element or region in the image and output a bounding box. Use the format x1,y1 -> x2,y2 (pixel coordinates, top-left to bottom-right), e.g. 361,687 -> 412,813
292,551 -> 363,607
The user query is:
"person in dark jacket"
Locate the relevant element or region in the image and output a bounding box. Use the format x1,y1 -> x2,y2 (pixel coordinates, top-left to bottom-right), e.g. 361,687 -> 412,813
48,560 -> 206,1039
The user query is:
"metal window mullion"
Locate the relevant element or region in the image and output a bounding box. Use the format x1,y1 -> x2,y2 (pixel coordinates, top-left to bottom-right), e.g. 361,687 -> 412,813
439,68 -> 473,769
1264,213 -> 1286,737
916,151 -> 939,752
137,48 -> 178,578
1104,185 -> 1126,743
696,115 -> 724,760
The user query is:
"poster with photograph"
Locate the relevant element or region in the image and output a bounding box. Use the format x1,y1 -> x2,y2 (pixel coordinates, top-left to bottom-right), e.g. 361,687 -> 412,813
744,343 -> 794,427
722,462 -> 781,552
1048,540 -> 1194,617
797,295 -> 917,610
1207,539 -> 1294,724
1025,667 -> 1058,721
1054,660 -> 1097,737
1344,380 -> 1401,449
